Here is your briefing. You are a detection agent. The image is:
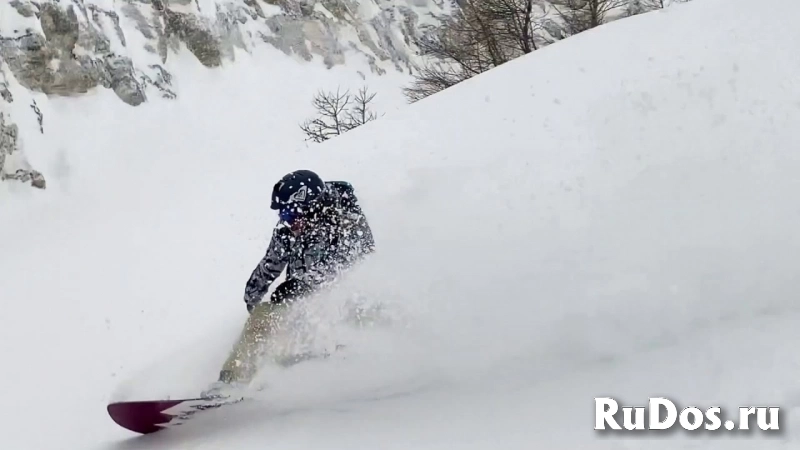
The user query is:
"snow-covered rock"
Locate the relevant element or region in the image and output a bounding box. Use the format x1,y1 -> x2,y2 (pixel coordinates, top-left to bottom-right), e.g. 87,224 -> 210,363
0,0 -> 449,189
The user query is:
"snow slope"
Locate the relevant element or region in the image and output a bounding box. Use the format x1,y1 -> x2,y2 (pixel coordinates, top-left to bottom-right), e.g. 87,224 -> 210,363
3,0 -> 800,448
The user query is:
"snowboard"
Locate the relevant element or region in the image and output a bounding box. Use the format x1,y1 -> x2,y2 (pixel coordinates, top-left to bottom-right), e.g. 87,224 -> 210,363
107,396 -> 244,434
108,346 -> 345,434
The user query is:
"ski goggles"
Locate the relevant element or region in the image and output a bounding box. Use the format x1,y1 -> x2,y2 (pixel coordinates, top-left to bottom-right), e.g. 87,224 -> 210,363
279,208 -> 303,224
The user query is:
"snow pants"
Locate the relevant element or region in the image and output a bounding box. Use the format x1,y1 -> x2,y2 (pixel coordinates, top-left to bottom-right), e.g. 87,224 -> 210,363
218,279 -> 314,384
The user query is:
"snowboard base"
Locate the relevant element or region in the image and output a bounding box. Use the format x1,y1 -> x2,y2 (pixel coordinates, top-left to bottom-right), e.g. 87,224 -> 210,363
107,396 -> 244,434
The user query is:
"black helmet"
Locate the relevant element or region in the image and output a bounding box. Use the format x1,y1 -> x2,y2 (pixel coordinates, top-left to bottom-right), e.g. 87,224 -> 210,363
270,170 -> 327,223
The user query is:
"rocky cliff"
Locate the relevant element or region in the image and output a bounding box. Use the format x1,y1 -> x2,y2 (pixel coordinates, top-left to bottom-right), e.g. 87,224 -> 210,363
0,0 -> 449,190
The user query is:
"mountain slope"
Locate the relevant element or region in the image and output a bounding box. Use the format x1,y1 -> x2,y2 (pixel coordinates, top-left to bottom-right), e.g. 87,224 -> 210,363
3,0 -> 800,448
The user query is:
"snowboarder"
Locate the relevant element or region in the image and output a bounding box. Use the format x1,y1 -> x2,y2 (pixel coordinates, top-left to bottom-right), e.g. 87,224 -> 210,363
203,169 -> 375,398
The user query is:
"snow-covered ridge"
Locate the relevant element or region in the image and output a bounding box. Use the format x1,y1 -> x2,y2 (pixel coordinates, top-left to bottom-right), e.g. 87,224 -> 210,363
0,0 -> 448,190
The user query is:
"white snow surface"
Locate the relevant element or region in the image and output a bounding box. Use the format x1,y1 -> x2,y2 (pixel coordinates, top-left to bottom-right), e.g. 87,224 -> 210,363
3,0 -> 800,448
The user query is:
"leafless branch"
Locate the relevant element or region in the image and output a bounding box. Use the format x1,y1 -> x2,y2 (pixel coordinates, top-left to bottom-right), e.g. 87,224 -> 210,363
345,86 -> 378,128
549,0 -> 627,36
405,0 -> 561,102
299,86 -> 380,143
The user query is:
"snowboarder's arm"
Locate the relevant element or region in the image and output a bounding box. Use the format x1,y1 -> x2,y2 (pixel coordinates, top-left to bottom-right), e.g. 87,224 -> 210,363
352,205 -> 375,254
330,181 -> 376,254
346,189 -> 375,254
243,227 -> 290,307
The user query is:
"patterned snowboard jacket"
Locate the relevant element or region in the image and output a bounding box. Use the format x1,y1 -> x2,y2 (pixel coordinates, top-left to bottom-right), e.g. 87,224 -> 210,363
243,181 -> 375,307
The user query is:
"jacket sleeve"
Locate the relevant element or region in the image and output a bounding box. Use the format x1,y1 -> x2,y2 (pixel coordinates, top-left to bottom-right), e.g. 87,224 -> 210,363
351,202 -> 375,255
243,225 -> 290,306
343,183 -> 375,255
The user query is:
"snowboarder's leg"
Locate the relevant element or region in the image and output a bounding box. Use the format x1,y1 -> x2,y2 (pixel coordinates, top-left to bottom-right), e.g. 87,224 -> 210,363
218,301 -> 286,385
214,279 -> 314,386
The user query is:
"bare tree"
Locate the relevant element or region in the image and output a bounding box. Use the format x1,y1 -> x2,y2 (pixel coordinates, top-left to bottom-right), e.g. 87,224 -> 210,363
404,0 -> 558,102
549,0 -> 627,37
299,87 -> 380,143
403,0 -> 691,102
626,0 -> 663,15
345,86 -> 378,128
626,0 -> 694,17
402,63 -> 473,103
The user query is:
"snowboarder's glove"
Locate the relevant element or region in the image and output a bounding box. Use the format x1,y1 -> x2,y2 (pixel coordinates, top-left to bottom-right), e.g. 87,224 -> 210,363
244,292 -> 261,314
